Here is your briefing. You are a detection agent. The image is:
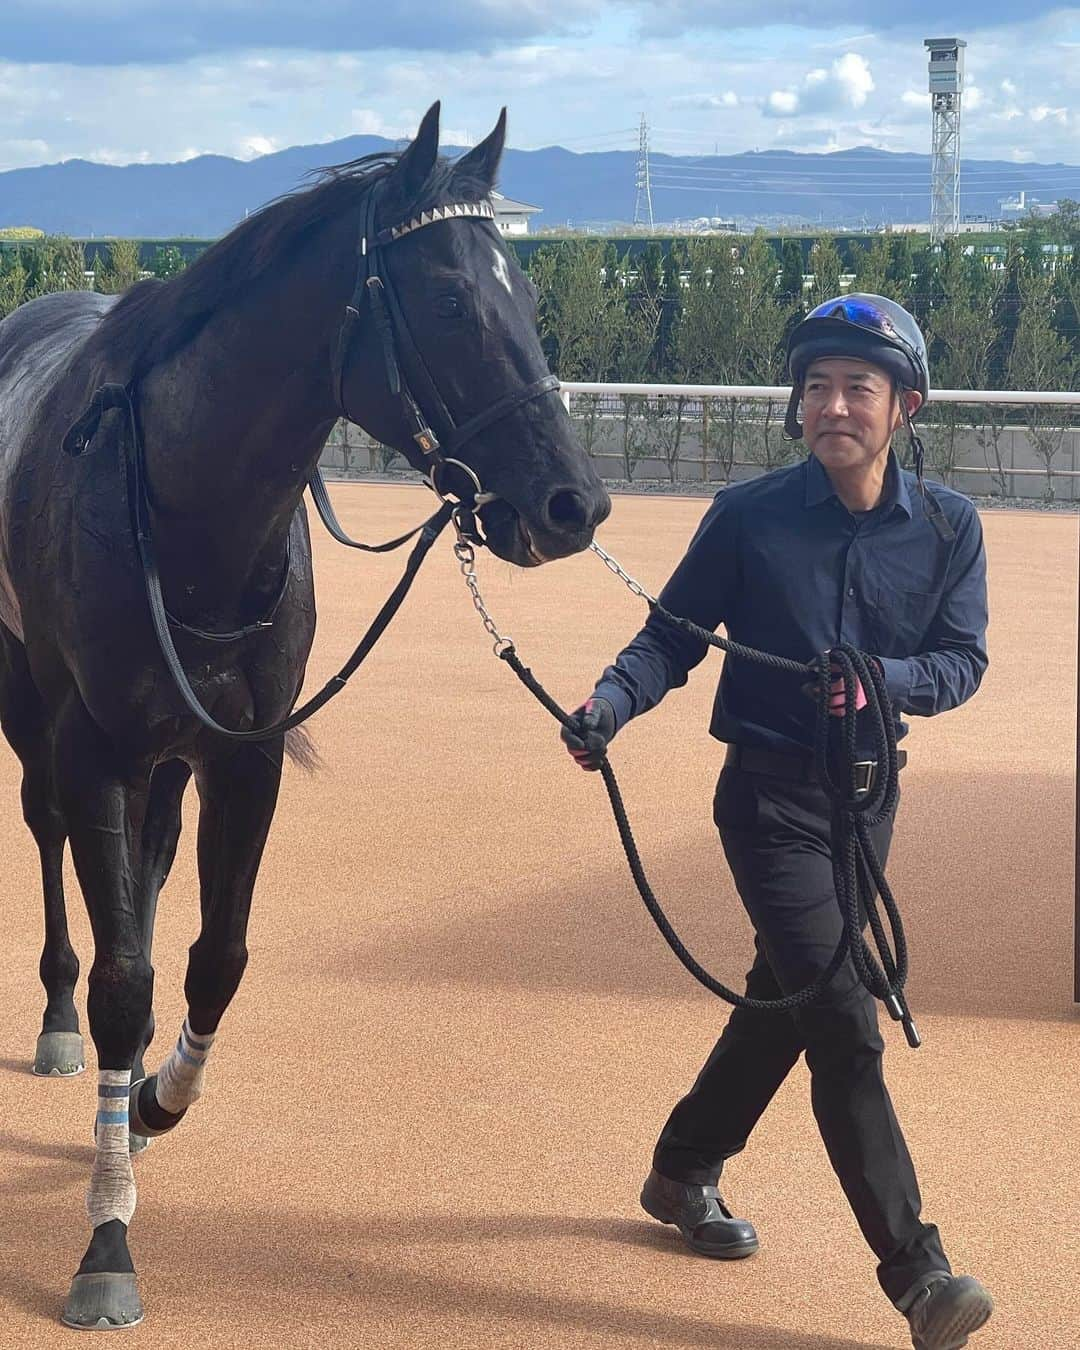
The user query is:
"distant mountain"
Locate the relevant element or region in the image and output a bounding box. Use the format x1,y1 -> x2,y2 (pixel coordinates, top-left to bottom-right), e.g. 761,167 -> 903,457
1,136 -> 1078,236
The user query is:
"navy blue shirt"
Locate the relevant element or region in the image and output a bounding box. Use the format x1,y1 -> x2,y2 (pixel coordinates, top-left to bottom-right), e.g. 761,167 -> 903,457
593,451 -> 989,754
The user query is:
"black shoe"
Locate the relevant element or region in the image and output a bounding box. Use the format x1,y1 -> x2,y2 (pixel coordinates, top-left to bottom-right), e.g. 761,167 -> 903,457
640,1168 -> 759,1259
902,1274 -> 994,1350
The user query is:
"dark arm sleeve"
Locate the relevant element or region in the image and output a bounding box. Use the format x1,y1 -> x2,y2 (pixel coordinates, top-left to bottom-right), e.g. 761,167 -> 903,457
876,504 -> 989,716
592,491 -> 739,731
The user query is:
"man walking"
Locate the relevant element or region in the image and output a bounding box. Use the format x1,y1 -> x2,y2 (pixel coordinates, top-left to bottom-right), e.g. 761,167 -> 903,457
563,296 -> 993,1349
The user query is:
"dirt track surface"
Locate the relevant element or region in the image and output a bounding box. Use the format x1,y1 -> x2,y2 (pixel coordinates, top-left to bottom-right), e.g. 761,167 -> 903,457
1,484 -> 1077,1350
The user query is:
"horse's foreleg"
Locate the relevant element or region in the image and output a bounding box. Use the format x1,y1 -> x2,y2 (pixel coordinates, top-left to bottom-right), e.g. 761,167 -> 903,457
26,765 -> 83,1076
131,740 -> 283,1139
131,759 -> 192,1086
53,695 -> 151,1330
0,623 -> 83,1075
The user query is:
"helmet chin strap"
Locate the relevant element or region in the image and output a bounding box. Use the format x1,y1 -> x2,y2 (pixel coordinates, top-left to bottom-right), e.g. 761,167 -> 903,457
783,384 -> 803,440
896,384 -> 955,544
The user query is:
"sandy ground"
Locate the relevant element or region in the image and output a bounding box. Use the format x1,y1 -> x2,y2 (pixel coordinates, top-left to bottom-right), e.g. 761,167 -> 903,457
0,483 -> 1077,1350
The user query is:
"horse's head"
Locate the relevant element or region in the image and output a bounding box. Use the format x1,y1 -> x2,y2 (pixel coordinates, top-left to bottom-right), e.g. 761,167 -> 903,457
337,102 -> 610,566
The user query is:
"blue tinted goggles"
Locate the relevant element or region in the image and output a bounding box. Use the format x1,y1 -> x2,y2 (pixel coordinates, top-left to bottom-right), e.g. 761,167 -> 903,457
804,297 -> 920,366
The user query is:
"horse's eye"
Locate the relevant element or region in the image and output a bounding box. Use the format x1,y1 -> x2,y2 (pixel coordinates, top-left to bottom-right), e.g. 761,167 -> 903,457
434,295 -> 464,320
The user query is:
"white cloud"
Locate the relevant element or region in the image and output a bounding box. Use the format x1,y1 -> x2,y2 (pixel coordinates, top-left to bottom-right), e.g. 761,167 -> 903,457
88,147 -> 152,165
5,137 -> 50,157
764,51 -> 874,118
767,89 -> 799,115
238,135 -> 277,158
349,108 -> 409,139
1030,105 -> 1068,124
833,52 -> 874,107
0,17 -> 1077,175
671,90 -> 739,110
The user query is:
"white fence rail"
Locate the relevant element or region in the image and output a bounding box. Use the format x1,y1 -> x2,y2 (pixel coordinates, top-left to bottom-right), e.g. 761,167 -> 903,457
557,382 -> 1080,499
319,382 -> 1080,500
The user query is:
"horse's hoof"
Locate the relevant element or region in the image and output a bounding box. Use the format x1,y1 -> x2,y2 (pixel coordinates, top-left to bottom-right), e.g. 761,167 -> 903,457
61,1272 -> 144,1329
33,1031 -> 85,1077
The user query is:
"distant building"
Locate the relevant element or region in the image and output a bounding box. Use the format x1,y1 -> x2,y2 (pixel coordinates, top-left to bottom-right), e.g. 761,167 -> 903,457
882,220 -> 996,233
999,190 -> 1060,219
491,191 -> 541,236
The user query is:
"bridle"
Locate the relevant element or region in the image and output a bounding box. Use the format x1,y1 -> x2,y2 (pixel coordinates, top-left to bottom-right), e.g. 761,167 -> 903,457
329,177 -> 561,544
57,175 -> 565,743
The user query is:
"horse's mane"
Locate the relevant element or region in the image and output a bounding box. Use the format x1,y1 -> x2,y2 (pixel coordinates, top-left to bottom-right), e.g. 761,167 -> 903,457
88,150 -> 482,382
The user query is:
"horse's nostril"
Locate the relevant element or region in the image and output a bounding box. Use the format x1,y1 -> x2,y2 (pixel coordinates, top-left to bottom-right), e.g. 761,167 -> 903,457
546,489 -> 589,531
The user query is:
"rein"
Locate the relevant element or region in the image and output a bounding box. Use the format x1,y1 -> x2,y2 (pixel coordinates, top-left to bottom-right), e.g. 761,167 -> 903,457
453,536 -> 922,1048
59,177 -> 564,741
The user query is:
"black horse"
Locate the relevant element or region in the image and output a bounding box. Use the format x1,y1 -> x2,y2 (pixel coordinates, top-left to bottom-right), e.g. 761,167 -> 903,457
0,101 -> 609,1328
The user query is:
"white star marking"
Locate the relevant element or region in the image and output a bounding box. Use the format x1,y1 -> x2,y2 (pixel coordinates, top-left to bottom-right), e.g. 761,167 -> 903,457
492,247 -> 513,297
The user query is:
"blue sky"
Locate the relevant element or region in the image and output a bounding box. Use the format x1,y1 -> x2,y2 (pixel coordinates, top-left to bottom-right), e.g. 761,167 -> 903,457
1,4 -> 1078,175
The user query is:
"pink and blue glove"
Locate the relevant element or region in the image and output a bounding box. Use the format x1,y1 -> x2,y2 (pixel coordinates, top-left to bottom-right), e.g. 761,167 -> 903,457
561,696 -> 617,771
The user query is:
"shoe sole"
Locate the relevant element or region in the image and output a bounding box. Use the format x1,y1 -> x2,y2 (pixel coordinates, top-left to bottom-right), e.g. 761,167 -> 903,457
640,1188 -> 759,1260
911,1281 -> 994,1350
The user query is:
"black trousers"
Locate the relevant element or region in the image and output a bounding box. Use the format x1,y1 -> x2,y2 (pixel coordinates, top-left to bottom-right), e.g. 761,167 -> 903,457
652,765 -> 949,1308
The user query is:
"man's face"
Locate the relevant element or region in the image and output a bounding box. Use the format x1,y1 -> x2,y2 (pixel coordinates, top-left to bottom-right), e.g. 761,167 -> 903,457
801,357 -> 922,473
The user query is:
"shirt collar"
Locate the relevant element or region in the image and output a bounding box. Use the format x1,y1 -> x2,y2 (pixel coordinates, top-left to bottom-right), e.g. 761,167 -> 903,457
804,448 -> 912,519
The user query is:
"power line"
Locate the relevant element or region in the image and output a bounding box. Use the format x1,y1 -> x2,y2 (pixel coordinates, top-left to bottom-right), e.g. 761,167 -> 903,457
644,159 -> 1080,181
646,179 -> 1080,198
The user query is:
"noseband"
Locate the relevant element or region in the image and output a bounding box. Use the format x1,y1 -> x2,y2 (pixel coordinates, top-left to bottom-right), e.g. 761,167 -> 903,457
330,180 -> 560,544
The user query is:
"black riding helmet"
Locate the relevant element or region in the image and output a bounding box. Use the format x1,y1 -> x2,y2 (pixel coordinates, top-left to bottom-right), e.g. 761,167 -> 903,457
784,292 -> 952,541
784,292 -> 929,439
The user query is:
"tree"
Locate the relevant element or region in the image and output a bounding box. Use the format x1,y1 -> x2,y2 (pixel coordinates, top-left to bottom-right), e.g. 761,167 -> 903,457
531,240 -> 626,381
736,232 -> 798,472
0,254 -> 28,318
779,239 -> 805,308
94,238 -> 143,294
807,236 -> 841,307
850,234 -> 891,296
149,245 -> 187,279
923,239 -> 1004,488
670,237 -> 741,480
1007,263 -> 1078,500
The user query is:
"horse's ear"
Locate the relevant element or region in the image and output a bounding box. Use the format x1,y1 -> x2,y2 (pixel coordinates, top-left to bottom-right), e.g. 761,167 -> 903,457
451,108 -> 506,194
386,101 -> 441,207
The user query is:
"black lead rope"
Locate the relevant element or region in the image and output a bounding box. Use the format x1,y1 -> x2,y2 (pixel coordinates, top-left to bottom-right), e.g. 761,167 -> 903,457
496,604 -> 920,1047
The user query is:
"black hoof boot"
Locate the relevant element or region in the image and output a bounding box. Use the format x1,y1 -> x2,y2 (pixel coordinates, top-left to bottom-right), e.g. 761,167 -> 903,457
62,1221 -> 144,1329
128,1074 -> 187,1140
640,1168 -> 759,1259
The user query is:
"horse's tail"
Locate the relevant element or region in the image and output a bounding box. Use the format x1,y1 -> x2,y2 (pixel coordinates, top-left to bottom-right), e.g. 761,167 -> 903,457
284,726 -> 321,773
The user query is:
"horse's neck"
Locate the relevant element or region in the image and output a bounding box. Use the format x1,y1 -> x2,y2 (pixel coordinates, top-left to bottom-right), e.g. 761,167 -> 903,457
138,209 -> 357,601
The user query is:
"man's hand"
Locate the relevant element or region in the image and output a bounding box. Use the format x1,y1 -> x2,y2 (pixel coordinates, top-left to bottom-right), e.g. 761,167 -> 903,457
827,670 -> 868,717
802,662 -> 876,717
561,697 -> 617,771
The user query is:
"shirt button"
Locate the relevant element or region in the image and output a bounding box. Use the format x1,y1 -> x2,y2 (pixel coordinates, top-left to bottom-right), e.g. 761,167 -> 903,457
847,587 -> 855,597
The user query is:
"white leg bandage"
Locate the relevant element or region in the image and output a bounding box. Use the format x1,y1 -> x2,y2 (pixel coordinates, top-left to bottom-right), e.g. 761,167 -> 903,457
87,1069 -> 136,1229
155,1018 -> 216,1115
